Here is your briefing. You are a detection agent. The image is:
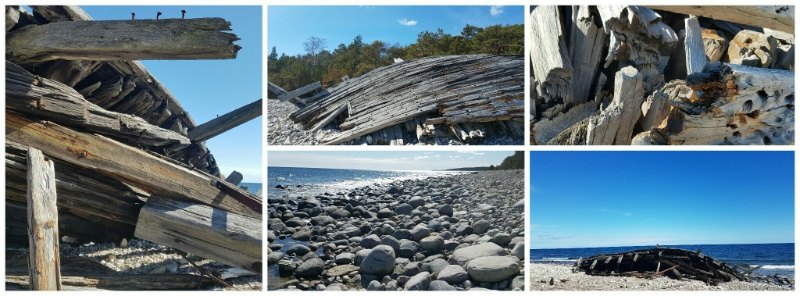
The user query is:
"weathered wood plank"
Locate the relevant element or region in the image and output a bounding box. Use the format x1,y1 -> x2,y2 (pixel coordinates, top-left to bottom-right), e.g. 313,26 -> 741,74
586,66 -> 645,145
5,61 -> 190,148
6,112 -> 261,218
188,99 -> 262,143
7,17 -> 240,63
277,81 -> 322,104
570,5 -> 607,104
6,6 -> 20,31
135,196 -> 262,272
26,147 -> 62,291
530,6 -> 573,115
684,16 -> 707,75
649,5 -> 794,34
6,274 -> 213,290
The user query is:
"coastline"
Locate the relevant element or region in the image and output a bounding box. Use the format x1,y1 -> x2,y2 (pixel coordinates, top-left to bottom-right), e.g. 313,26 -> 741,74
268,170 -> 525,291
530,263 -> 793,291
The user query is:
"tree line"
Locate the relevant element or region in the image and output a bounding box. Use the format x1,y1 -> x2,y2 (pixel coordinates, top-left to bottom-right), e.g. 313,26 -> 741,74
268,24 -> 524,90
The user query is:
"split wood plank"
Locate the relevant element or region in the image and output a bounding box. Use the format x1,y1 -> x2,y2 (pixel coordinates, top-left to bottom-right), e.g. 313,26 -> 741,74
529,6 -> 573,110
188,98 -> 262,143
649,5 -> 794,34
586,66 -> 645,145
5,61 -> 190,148
26,147 -> 61,291
135,196 -> 262,272
7,17 -> 240,64
570,5 -> 607,105
684,16 -> 707,75
6,112 -> 261,218
6,274 -> 213,290
277,81 -> 322,104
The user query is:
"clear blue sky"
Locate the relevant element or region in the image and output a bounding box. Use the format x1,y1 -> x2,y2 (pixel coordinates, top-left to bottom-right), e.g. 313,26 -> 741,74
268,6 -> 523,56
81,6 -> 263,182
531,151 -> 794,249
269,151 -> 514,171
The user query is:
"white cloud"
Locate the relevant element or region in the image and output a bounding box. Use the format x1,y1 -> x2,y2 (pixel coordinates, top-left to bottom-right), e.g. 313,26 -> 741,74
490,6 -> 504,16
457,151 -> 485,155
398,18 -> 418,26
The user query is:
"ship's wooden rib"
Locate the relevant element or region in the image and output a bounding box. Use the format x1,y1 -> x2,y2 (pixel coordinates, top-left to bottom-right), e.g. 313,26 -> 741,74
649,5 -> 794,34
7,18 -> 240,64
26,147 -> 62,291
188,99 -> 262,143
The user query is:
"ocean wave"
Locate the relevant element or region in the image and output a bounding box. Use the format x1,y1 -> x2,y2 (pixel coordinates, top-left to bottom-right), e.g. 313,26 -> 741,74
759,265 -> 795,270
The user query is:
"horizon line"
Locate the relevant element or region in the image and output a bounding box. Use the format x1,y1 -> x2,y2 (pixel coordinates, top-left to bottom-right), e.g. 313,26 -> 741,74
530,242 -> 795,250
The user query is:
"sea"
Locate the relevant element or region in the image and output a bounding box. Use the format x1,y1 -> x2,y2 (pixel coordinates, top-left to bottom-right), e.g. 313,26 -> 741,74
267,166 -> 468,199
531,243 -> 794,277
238,182 -> 262,195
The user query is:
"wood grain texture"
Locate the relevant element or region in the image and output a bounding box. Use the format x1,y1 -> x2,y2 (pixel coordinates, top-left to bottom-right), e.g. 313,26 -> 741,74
26,147 -> 61,291
684,16 -> 707,75
7,17 -> 240,63
6,112 -> 261,218
586,66 -> 645,145
650,5 -> 794,34
188,99 -> 262,143
135,196 -> 262,272
6,274 -> 213,290
529,6 -> 573,113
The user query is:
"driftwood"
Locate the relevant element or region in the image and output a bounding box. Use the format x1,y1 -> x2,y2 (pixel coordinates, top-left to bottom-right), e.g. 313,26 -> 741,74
570,6 -> 608,105
530,6 -> 573,115
702,29 -> 727,63
285,55 -> 523,145
662,63 -> 794,145
6,274 -> 213,290
576,248 -> 747,284
7,18 -> 240,64
586,66 -> 645,144
6,61 -> 190,148
26,148 -> 62,290
684,16 -> 707,75
135,196 -> 262,272
188,99 -> 262,142
727,30 -> 774,68
649,6 -> 794,34
6,6 -> 20,31
6,112 -> 261,218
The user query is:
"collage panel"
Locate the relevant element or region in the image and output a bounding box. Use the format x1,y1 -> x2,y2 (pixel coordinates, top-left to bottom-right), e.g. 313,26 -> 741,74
267,151 -> 525,291
528,5 -> 794,145
5,5 -> 262,290
530,151 -> 794,291
267,5 -> 525,145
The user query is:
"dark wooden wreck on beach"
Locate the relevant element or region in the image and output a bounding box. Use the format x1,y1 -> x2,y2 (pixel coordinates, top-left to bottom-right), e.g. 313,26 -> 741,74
269,54 -> 525,145
575,248 -> 747,285
5,5 -> 262,290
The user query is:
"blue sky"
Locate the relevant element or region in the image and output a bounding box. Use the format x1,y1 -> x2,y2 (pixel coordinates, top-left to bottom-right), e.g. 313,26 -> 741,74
81,6 -> 263,182
268,151 -> 514,171
268,6 -> 523,56
531,151 -> 794,249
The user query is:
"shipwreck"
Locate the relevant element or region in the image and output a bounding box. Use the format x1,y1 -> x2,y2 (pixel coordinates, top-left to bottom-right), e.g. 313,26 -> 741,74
5,5 -> 262,290
529,5 -> 794,145
268,54 -> 525,145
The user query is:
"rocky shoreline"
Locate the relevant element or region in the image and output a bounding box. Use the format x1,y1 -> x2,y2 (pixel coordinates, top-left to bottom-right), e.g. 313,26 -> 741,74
268,170 -> 525,291
531,263 -> 793,291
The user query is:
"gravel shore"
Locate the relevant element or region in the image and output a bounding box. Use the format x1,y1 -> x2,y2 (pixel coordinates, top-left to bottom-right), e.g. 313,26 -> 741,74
530,263 -> 792,291
268,170 -> 525,291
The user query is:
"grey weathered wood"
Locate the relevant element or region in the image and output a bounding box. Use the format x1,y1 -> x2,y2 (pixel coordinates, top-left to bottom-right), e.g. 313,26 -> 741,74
570,5 -> 607,104
188,99 -> 262,143
5,61 -> 190,148
665,63 -> 794,145
702,29 -> 727,63
277,81 -> 322,104
6,6 -> 20,31
649,5 -> 794,34
586,66 -> 645,145
6,274 -> 213,290
727,30 -> 773,68
135,196 -> 262,272
684,16 -> 707,75
6,112 -> 261,218
224,171 -> 243,186
26,147 -> 61,291
7,17 -> 240,64
530,6 -> 573,113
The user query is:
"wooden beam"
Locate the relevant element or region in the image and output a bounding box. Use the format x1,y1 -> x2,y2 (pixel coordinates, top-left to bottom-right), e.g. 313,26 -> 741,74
188,99 -> 262,143
6,274 -> 213,290
6,112 -> 261,218
6,6 -> 20,31
135,196 -> 262,272
7,17 -> 241,64
684,16 -> 707,75
277,81 -> 322,103
5,61 -> 190,148
224,171 -> 243,186
586,66 -> 645,145
26,147 -> 61,291
529,6 -> 573,115
649,5 -> 794,34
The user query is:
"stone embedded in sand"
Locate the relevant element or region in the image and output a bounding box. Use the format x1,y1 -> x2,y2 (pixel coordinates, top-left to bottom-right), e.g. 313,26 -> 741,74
360,245 -> 396,275
404,271 -> 432,290
394,203 -> 413,215
436,264 -> 469,284
295,257 -> 325,278
449,242 -> 506,266
472,220 -> 491,234
419,235 -> 444,253
465,256 -> 519,283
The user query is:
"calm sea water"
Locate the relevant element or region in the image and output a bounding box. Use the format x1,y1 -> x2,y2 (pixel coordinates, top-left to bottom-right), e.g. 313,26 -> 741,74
267,166 -> 466,199
531,243 -> 794,277
239,182 -> 262,195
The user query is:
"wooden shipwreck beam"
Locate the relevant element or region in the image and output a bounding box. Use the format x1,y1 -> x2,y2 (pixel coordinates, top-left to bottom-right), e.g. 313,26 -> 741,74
188,99 -> 262,143
649,5 -> 794,34
7,17 -> 241,64
26,148 -> 62,291
135,196 -> 262,272
6,274 -> 213,290
6,112 -> 261,218
6,61 -> 190,148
